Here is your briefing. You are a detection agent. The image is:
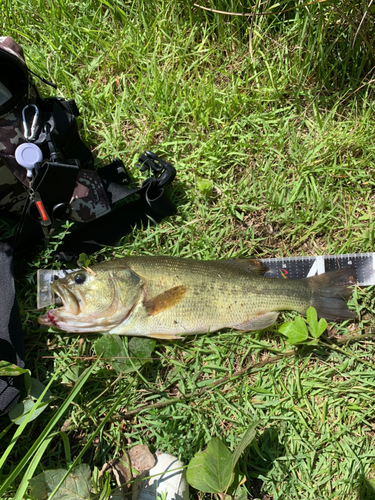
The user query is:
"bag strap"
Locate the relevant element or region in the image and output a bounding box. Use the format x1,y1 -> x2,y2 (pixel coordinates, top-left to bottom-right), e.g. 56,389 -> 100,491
55,153 -> 176,260
100,152 -> 175,208
13,152 -> 176,255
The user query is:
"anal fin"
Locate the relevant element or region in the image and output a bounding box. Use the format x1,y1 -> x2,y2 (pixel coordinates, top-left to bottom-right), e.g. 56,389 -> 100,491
232,311 -> 279,331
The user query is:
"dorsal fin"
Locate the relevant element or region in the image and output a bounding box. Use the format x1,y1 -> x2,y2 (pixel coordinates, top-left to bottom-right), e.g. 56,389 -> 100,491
220,259 -> 268,275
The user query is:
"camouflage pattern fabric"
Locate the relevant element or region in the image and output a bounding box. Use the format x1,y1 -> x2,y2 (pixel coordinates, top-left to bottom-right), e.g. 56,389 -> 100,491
0,37 -> 34,216
0,98 -> 35,214
0,164 -> 27,214
70,170 -> 111,222
0,36 -> 172,233
0,36 -> 108,224
0,36 -> 25,62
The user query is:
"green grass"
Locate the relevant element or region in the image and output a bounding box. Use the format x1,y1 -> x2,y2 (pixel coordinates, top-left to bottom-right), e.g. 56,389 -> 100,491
1,0 -> 375,499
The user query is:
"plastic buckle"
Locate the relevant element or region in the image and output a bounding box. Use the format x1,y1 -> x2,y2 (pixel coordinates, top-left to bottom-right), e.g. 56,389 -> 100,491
137,151 -> 176,188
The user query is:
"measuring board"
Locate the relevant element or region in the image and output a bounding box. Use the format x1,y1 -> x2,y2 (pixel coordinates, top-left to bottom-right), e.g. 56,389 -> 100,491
37,253 -> 375,309
260,253 -> 375,286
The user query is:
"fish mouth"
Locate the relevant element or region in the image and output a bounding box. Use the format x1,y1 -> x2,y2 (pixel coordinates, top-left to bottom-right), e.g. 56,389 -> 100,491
39,309 -> 61,327
38,277 -> 139,333
38,283 -> 81,328
38,282 -> 123,333
52,283 -> 81,316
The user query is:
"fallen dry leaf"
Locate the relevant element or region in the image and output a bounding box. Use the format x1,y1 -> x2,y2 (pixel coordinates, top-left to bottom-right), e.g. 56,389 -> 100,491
99,444 -> 155,499
128,444 -> 155,473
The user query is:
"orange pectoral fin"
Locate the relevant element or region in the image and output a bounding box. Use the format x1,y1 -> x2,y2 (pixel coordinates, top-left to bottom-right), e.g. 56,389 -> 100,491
144,285 -> 188,316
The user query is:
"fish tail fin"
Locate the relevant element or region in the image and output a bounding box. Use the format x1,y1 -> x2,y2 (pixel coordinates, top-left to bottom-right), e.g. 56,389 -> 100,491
305,268 -> 357,321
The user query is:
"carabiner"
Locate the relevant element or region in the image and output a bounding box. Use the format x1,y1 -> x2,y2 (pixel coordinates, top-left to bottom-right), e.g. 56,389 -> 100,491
22,104 -> 40,141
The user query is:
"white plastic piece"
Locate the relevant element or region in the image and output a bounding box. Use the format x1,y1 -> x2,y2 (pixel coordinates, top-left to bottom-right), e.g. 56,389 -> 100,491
137,452 -> 189,500
15,142 -> 43,177
37,269 -> 78,309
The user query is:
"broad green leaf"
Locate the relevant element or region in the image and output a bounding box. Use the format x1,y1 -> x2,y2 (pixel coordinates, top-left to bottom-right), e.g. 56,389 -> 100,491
128,337 -> 156,362
9,378 -> 52,425
278,321 -> 293,334
306,307 -> 327,338
278,317 -> 308,344
77,253 -> 91,268
95,335 -> 155,373
230,423 -> 257,470
61,363 -> 85,385
196,177 -> 213,198
9,398 -> 49,425
0,360 -> 29,377
186,438 -> 234,493
316,318 -> 327,338
292,316 -> 308,336
29,464 -> 92,500
285,330 -> 309,344
95,334 -> 130,372
28,377 -> 51,400
306,306 -> 318,333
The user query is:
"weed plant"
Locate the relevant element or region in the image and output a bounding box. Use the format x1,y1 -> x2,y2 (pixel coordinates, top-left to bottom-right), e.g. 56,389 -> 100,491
1,1 -> 375,499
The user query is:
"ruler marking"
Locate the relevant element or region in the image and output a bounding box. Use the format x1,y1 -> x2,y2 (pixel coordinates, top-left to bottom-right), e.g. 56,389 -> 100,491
261,253 -> 375,286
306,255 -> 325,277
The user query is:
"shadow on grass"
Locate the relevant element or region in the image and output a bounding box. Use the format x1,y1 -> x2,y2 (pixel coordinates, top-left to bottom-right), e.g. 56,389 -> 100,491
357,475 -> 375,500
58,180 -> 188,257
239,426 -> 284,499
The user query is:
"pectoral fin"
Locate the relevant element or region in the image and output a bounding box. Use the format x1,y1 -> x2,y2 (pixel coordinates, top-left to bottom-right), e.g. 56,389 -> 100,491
233,311 -> 279,331
144,286 -> 188,316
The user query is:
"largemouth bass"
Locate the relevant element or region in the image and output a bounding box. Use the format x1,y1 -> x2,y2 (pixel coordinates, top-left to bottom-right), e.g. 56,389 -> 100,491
38,256 -> 357,339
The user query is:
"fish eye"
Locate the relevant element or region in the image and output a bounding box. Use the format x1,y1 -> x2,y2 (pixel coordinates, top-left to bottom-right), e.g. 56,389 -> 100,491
74,274 -> 86,285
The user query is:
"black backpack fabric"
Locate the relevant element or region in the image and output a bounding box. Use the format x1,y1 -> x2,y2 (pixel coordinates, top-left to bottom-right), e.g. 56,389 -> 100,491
0,36 -> 176,254
0,240 -> 24,417
0,36 -> 176,415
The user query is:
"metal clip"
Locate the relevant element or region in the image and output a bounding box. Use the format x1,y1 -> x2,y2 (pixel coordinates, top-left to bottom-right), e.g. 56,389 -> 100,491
22,104 -> 40,141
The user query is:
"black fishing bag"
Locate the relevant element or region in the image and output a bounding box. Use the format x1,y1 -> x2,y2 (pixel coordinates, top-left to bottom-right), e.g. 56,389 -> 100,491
0,36 -> 176,253
0,36 -> 176,415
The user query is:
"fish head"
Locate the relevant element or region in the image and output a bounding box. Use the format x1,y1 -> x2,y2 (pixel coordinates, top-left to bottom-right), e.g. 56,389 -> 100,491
38,261 -> 144,333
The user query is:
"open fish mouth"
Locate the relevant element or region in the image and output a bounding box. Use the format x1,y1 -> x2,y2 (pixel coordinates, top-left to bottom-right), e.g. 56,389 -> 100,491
38,284 -> 84,329
51,283 -> 81,316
